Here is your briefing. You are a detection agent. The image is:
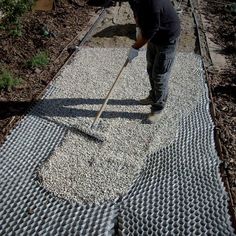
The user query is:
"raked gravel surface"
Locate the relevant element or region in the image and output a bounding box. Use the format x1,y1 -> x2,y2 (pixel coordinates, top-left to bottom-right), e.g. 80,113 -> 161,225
37,48 -> 204,204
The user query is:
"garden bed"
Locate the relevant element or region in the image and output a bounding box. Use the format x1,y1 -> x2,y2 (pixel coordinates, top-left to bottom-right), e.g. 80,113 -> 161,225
0,0 -> 97,144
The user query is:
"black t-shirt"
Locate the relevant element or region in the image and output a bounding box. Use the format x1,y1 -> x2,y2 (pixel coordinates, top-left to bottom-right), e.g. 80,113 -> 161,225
129,0 -> 181,44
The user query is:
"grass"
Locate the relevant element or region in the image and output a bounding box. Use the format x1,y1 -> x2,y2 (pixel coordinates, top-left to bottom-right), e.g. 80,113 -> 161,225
27,51 -> 49,69
0,69 -> 21,91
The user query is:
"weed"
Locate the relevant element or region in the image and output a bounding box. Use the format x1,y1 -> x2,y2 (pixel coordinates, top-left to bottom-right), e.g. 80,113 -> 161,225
0,0 -> 35,36
9,24 -> 22,37
0,24 -> 6,30
27,52 -> 49,69
0,0 -> 35,24
0,69 -> 21,91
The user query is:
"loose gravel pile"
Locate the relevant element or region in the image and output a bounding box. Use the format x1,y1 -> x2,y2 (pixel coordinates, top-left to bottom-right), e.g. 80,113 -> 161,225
37,48 -> 204,204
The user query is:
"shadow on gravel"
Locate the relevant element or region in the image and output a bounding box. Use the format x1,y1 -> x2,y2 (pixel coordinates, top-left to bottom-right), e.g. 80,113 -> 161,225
39,108 -> 146,121
93,24 -> 136,40
87,0 -> 128,7
0,98 -> 146,120
87,0 -> 107,6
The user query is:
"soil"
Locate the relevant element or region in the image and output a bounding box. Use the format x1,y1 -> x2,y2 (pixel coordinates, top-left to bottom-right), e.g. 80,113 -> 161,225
0,0 -> 235,222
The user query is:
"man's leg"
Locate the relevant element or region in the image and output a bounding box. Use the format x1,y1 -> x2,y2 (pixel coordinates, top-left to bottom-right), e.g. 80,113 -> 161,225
147,40 -> 178,123
146,42 -> 158,100
151,40 -> 178,112
139,42 -> 157,105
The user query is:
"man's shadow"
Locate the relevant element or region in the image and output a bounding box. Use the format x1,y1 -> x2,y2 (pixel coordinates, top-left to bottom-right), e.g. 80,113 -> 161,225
92,24 -> 136,40
0,98 -> 146,121
87,0 -> 128,7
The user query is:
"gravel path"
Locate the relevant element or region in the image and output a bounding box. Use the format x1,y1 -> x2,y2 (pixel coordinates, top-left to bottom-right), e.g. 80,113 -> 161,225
37,48 -> 204,204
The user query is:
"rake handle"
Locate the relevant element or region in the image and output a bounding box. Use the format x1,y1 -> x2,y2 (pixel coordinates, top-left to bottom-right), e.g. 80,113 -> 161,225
92,59 -> 129,127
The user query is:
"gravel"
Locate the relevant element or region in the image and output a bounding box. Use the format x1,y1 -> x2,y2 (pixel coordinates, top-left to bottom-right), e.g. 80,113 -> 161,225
37,48 -> 204,204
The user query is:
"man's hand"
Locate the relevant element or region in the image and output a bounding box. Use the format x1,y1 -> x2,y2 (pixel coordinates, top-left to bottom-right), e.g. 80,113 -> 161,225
127,47 -> 139,63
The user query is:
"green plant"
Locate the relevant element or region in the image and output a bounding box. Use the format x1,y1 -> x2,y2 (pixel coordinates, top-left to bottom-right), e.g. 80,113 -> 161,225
9,24 -> 22,37
0,24 -> 6,30
0,69 -> 21,91
0,0 -> 35,24
0,0 -> 35,37
27,52 -> 49,69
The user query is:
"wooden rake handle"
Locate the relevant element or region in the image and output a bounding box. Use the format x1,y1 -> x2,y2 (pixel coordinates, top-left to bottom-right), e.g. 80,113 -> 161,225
91,58 -> 129,127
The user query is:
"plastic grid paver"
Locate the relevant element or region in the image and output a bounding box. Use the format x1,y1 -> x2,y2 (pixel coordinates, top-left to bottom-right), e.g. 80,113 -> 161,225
117,86 -> 235,235
0,107 -> 118,236
0,55 -> 235,235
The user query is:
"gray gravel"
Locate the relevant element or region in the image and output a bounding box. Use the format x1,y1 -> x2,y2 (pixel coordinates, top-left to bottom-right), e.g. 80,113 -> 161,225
37,48 -> 204,204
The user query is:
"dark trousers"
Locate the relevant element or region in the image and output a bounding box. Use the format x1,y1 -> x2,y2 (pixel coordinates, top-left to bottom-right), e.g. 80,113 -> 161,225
146,39 -> 178,112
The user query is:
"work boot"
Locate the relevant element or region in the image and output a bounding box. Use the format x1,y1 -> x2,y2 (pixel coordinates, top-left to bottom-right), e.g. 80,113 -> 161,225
147,110 -> 163,124
139,96 -> 154,105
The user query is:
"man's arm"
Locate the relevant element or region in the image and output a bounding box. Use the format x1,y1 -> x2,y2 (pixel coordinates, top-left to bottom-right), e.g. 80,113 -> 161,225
127,34 -> 149,63
137,0 -> 161,41
132,36 -> 149,49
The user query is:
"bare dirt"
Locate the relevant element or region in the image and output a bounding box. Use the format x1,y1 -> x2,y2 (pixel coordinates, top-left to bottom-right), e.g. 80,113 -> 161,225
0,0 -> 235,224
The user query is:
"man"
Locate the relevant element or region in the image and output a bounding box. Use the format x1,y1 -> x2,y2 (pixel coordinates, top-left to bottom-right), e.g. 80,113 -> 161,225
127,0 -> 181,123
